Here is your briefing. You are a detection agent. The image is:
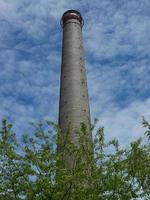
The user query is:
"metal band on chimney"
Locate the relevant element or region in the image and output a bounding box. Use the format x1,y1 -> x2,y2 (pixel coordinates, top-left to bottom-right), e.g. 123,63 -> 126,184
61,10 -> 84,27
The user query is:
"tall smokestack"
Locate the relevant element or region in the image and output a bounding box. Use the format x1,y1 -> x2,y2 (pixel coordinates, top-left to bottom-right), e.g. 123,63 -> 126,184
59,10 -> 92,143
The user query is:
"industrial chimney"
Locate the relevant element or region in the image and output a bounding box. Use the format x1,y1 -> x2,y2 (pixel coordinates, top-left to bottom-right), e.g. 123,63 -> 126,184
59,10 -> 92,144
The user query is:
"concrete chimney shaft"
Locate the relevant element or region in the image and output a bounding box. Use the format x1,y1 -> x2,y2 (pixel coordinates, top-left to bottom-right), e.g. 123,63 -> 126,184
59,10 -> 92,143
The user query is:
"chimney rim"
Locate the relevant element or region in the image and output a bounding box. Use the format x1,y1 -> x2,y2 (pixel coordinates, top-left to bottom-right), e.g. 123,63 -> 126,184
61,9 -> 84,27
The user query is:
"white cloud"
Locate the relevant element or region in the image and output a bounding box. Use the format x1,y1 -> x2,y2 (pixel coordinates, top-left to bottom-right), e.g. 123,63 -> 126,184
83,0 -> 150,59
98,99 -> 150,146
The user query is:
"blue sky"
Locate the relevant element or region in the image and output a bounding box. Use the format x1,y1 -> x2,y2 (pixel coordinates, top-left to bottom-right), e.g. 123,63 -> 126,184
0,0 -> 150,145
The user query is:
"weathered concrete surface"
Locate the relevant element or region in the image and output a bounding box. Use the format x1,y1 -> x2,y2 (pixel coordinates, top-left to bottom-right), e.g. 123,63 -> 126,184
59,11 -> 92,143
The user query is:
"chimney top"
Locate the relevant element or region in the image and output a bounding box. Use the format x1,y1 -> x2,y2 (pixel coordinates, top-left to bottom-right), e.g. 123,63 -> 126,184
61,10 -> 83,27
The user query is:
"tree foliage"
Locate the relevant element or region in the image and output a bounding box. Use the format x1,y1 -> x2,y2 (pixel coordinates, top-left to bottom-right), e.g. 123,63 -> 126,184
0,119 -> 150,200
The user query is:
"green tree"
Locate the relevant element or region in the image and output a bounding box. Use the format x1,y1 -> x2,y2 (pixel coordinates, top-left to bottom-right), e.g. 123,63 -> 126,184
0,119 -> 149,200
